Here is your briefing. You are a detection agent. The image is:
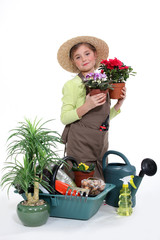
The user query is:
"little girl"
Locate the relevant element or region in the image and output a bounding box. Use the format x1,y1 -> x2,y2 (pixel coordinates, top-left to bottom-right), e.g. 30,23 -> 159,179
57,36 -> 126,179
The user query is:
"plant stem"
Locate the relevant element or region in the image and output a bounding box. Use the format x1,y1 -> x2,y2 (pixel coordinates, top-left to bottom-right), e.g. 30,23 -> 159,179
33,180 -> 39,202
33,164 -> 39,202
26,192 -> 33,205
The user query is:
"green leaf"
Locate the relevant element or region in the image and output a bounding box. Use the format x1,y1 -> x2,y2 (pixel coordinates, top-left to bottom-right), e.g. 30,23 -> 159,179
1,118 -> 64,199
78,165 -> 86,171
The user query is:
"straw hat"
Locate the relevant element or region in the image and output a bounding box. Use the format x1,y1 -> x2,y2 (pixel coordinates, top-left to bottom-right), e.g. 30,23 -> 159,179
57,36 -> 109,73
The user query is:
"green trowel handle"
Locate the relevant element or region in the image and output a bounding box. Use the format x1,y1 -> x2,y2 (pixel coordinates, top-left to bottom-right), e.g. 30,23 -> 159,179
102,150 -> 132,169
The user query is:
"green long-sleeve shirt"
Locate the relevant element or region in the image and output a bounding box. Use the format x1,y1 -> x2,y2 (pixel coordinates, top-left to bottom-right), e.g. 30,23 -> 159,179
61,75 -> 120,125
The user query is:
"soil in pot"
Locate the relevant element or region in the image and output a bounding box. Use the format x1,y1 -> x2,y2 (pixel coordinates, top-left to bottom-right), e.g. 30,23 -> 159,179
109,82 -> 125,99
74,171 -> 95,187
17,200 -> 50,227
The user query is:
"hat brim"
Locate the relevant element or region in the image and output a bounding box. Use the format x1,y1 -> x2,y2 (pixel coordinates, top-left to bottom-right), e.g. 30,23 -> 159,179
57,36 -> 109,73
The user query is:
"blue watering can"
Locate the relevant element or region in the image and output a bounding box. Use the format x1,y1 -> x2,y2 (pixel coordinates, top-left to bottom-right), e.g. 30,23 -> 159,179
102,150 -> 157,207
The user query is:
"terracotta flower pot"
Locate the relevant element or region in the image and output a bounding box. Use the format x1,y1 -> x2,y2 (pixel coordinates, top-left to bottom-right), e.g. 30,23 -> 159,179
74,171 -> 95,187
109,82 -> 125,99
89,89 -> 108,96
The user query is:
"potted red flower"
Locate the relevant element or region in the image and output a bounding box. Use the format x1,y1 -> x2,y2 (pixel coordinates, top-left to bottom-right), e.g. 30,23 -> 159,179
99,58 -> 136,99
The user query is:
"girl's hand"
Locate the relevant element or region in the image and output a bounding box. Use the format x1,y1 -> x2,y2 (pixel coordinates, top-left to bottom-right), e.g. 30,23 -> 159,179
114,87 -> 126,111
118,86 -> 126,102
76,93 -> 106,118
85,93 -> 106,110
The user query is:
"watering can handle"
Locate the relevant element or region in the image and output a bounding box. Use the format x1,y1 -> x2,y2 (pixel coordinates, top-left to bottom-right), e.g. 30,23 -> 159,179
102,150 -> 131,169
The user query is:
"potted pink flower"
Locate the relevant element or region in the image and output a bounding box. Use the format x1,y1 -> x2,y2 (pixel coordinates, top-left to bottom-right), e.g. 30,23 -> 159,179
84,72 -> 113,96
99,58 -> 136,99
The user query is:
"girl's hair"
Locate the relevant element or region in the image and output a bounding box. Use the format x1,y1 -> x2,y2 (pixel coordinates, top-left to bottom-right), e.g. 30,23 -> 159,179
69,42 -> 97,59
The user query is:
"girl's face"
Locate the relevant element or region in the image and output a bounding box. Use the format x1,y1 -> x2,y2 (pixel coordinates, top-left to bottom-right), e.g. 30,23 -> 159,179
72,44 -> 97,76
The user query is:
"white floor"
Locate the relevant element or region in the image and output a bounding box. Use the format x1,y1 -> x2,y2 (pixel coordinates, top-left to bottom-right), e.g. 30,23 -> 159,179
0,174 -> 160,240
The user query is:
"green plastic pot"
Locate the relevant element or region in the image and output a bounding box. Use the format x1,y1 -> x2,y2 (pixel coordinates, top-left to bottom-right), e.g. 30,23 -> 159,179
17,201 -> 50,227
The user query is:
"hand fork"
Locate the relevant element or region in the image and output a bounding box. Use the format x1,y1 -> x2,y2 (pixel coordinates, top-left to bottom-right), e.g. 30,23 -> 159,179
65,186 -> 90,202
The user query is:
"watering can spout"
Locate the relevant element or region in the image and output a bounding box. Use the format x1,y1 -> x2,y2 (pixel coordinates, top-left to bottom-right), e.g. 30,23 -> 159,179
131,158 -> 157,199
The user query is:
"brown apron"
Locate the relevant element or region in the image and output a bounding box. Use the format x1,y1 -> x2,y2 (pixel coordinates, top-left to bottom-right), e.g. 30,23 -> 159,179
61,73 -> 110,180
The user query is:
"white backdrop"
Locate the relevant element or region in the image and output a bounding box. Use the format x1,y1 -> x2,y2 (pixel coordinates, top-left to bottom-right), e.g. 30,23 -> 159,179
0,0 -> 159,239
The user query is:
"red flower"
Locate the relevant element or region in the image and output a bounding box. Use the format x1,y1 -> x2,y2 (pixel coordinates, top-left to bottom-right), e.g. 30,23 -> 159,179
101,58 -> 124,69
108,58 -> 123,67
100,59 -> 108,65
119,66 -> 129,70
99,57 -> 136,83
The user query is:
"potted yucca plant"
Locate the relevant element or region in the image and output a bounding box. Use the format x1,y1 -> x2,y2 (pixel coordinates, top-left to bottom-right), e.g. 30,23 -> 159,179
99,57 -> 136,99
0,118 -> 63,227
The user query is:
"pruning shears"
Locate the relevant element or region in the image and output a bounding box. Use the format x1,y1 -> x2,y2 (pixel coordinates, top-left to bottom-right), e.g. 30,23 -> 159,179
99,115 -> 109,132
